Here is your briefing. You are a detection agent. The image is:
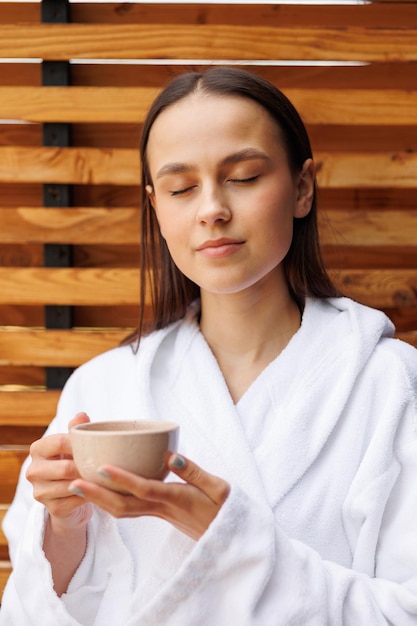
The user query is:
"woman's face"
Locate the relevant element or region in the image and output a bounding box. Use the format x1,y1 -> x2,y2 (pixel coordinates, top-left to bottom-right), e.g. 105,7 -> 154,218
146,93 -> 314,298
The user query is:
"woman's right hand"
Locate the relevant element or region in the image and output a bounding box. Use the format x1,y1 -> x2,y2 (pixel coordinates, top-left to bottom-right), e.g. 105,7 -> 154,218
26,412 -> 93,530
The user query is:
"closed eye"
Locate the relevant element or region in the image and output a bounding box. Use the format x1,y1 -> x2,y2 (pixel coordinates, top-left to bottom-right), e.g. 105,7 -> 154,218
228,175 -> 259,184
170,185 -> 196,196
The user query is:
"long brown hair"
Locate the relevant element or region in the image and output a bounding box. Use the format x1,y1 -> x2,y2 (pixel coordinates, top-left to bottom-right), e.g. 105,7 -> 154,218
125,67 -> 340,346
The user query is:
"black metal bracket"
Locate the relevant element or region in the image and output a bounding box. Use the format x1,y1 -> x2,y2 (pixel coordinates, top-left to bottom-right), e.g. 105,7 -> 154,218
41,0 -> 73,389
41,0 -> 70,23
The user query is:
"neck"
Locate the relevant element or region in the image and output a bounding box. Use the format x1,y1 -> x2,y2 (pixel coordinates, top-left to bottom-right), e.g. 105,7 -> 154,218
199,283 -> 302,403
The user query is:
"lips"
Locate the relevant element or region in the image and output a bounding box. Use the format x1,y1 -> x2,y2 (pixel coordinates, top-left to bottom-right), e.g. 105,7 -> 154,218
196,238 -> 245,258
197,238 -> 244,251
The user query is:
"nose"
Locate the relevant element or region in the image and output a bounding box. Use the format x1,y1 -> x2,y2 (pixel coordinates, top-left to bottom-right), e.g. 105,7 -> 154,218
196,186 -> 231,226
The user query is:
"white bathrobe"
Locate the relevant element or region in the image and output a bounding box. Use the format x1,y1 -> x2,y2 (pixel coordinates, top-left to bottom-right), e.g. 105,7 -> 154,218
1,297 -> 417,625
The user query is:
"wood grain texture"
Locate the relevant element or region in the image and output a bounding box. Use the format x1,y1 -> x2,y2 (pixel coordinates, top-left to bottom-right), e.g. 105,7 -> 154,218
0,329 -> 127,367
0,147 -> 139,185
0,391 -> 60,427
2,3 -> 417,28
0,506 -> 9,559
1,87 -> 416,125
0,561 -> 11,595
0,147 -> 416,188
0,447 -> 29,502
0,268 -> 141,305
0,267 -> 414,309
319,210 -> 417,247
0,24 -> 416,62
0,208 -> 416,247
0,208 -> 140,244
330,269 -> 417,308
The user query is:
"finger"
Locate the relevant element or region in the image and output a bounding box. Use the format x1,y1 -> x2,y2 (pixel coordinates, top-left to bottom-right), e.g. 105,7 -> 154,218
68,477 -> 158,519
68,412 -> 90,431
167,454 -> 230,505
30,432 -> 74,461
86,466 -> 170,502
26,457 -> 81,487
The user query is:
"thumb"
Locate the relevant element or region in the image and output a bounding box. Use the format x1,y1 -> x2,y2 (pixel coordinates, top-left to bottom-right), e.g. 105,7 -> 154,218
167,454 -> 230,505
68,412 -> 90,432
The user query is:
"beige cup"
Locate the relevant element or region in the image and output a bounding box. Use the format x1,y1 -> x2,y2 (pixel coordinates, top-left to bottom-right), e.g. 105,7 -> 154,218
70,420 -> 179,492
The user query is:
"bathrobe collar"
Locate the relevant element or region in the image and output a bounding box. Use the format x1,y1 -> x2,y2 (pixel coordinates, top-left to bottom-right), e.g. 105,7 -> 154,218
135,297 -> 394,509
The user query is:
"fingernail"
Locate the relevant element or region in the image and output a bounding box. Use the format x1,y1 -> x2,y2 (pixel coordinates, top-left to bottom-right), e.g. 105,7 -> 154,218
97,467 -> 111,479
69,485 -> 85,498
169,454 -> 186,470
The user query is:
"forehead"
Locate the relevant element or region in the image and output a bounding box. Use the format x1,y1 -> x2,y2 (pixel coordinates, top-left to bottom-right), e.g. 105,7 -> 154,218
146,93 -> 284,168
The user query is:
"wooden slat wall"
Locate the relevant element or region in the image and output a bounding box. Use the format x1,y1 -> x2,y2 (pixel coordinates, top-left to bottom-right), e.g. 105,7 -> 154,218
0,1 -> 416,596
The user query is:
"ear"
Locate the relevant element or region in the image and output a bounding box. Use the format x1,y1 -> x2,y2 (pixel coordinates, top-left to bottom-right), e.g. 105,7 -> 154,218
294,158 -> 315,219
145,184 -> 156,209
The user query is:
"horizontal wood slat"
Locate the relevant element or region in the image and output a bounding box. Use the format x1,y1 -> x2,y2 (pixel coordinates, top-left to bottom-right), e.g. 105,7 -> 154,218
0,208 -> 416,247
1,87 -> 417,125
0,391 -> 60,427
0,267 -> 415,309
315,152 -> 417,189
396,331 -> 417,348
0,447 -> 29,503
1,4 -> 417,28
0,148 -> 416,188
0,561 -> 12,595
0,24 -> 416,62
331,269 -> 417,308
0,208 -> 140,244
0,505 -> 9,560
0,329 -> 127,367
318,210 -> 417,247
0,268 -> 140,305
0,147 -> 139,186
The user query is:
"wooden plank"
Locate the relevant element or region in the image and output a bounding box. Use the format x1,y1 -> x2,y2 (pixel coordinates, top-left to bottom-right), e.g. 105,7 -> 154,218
1,87 -> 417,125
0,24 -> 416,62
0,183 -> 43,208
0,147 -> 416,188
0,391 -> 60,427
0,447 -> 29,503
69,62 -> 417,91
315,152 -> 417,189
0,207 -> 416,247
0,147 -> 140,185
1,3 -> 416,28
0,426 -> 46,447
0,505 -> 9,560
0,304 -> 139,330
330,269 -> 417,308
0,2 -> 38,23
396,331 -> 417,348
1,119 -> 415,154
323,245 -> 417,271
0,561 -> 11,597
0,268 -> 140,305
319,189 -> 417,213
0,365 -> 44,387
0,329 -> 127,367
0,267 -> 415,309
0,208 -> 140,244
319,210 -> 417,246
68,3 -> 417,28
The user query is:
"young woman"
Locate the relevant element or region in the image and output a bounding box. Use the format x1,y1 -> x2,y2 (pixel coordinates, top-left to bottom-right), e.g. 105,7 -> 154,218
2,67 -> 417,625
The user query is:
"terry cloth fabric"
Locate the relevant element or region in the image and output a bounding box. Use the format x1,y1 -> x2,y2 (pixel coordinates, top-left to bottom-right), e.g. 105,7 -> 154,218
1,297 -> 417,625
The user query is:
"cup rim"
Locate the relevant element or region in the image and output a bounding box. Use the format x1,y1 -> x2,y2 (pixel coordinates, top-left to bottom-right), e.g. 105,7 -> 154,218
70,420 -> 179,435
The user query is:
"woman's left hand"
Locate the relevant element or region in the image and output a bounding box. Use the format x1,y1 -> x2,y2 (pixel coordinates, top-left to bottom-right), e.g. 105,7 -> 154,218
69,454 -> 230,541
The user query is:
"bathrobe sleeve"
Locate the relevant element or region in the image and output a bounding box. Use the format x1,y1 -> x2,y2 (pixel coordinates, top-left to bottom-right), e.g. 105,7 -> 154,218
0,346 -> 139,626
129,441 -> 417,626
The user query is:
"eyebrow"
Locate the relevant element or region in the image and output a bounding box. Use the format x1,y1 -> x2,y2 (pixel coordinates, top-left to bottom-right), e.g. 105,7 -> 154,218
155,148 -> 269,180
